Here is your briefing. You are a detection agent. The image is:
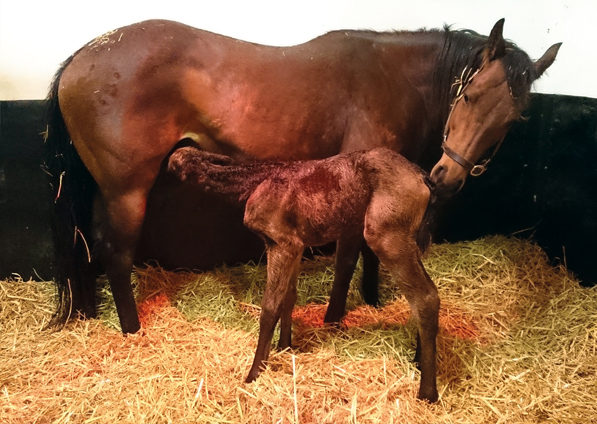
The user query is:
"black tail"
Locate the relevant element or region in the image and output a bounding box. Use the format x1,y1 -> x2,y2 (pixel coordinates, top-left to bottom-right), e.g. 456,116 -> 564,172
416,176 -> 442,254
44,53 -> 98,327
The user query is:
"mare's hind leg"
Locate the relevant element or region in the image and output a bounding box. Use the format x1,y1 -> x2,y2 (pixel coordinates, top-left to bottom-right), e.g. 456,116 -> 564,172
365,229 -> 439,402
94,190 -> 148,334
324,231 -> 364,324
246,243 -> 302,382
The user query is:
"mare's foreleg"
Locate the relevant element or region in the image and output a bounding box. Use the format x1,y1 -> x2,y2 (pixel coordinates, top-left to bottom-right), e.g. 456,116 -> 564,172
360,244 -> 381,307
366,229 -> 439,402
94,190 -> 147,334
324,232 -> 363,324
246,243 -> 302,382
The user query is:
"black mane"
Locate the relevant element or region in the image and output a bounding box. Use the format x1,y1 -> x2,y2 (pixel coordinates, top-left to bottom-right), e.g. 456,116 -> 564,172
433,26 -> 536,128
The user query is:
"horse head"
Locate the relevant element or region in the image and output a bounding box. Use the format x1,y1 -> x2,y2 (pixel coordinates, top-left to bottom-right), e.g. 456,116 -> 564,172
430,19 -> 561,196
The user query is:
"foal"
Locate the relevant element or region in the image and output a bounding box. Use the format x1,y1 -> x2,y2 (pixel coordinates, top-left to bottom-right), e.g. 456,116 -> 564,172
168,146 -> 440,402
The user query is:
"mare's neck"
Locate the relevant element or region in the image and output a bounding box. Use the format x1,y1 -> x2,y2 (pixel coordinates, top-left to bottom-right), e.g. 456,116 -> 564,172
379,31 -> 448,133
378,30 -> 485,142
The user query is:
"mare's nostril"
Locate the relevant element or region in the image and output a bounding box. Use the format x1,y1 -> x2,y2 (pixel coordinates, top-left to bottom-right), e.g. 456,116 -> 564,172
431,165 -> 445,182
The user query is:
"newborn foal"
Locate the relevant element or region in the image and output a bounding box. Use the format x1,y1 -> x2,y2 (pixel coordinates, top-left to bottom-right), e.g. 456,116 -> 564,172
168,146 -> 440,402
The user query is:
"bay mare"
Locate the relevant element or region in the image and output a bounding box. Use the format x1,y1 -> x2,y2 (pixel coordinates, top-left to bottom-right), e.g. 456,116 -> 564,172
44,18 -> 560,334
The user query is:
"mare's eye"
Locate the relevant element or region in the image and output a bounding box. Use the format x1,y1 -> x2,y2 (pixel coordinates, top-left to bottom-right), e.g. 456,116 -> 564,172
463,94 -> 469,103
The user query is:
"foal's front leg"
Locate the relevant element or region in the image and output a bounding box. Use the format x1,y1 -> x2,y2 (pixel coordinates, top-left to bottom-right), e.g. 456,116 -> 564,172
366,231 -> 439,402
389,255 -> 439,402
246,243 -> 302,383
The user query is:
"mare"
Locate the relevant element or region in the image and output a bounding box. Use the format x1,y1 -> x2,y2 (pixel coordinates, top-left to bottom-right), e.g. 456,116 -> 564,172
43,18 -> 560,334
167,146 -> 439,401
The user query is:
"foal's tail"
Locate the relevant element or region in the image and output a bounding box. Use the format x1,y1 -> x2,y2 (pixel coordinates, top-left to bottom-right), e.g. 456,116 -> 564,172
416,175 -> 441,254
44,53 -> 98,328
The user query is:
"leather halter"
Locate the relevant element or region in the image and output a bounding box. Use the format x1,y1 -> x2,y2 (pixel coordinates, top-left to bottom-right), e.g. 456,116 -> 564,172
442,63 -> 506,177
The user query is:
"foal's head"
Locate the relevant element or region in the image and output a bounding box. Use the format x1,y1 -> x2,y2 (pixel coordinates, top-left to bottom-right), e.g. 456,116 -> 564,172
430,19 -> 561,196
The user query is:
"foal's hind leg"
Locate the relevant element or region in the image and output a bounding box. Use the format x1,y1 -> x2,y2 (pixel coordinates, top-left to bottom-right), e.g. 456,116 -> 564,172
324,231 -> 364,324
246,243 -> 302,382
278,254 -> 301,350
94,190 -> 148,334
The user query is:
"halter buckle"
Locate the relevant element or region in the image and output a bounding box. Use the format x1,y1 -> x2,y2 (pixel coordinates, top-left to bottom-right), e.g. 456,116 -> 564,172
470,163 -> 487,177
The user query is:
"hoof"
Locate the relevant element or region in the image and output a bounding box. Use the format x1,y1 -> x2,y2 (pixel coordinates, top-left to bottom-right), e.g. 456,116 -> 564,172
121,320 -> 141,335
417,387 -> 439,403
245,371 -> 258,384
245,363 -> 263,383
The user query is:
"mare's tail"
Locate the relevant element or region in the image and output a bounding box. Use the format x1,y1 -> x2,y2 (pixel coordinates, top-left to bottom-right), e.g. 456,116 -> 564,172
416,175 -> 442,254
44,54 -> 98,328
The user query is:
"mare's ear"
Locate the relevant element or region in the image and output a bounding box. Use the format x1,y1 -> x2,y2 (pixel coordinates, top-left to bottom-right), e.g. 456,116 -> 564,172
484,18 -> 506,61
534,43 -> 562,79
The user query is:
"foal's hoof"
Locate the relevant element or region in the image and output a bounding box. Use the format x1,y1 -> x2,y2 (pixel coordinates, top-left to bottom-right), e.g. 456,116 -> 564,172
323,308 -> 345,325
321,319 -> 343,330
245,366 -> 262,383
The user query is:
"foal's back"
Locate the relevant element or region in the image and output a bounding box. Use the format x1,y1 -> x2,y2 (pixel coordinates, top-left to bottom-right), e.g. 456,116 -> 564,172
243,147 -> 430,248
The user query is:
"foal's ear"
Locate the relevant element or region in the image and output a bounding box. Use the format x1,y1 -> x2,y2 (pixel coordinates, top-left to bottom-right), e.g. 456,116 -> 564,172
484,18 -> 506,61
533,42 -> 562,79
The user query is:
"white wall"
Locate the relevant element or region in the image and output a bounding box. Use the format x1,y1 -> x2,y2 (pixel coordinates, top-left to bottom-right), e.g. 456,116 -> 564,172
0,0 -> 593,100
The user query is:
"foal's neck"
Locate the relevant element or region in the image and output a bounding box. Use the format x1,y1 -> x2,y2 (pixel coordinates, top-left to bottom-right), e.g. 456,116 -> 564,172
191,158 -> 295,206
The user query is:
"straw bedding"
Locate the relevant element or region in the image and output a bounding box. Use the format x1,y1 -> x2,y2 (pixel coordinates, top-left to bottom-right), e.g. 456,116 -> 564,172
1,236 -> 596,423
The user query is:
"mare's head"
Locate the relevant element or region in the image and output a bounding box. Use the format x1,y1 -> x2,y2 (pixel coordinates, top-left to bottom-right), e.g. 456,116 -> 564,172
430,19 -> 561,196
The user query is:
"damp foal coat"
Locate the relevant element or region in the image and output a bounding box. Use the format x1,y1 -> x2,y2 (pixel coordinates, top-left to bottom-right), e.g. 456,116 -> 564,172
168,146 -> 440,402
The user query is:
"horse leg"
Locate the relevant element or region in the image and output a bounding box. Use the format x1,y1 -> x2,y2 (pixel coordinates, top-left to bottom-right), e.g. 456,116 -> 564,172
324,232 -> 363,324
94,189 -> 148,334
246,243 -> 302,382
360,243 -> 381,307
408,262 -> 439,402
381,252 -> 438,401
278,253 -> 301,350
365,229 -> 439,402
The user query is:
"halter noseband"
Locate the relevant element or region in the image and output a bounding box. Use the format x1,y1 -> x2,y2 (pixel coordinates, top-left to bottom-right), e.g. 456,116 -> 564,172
442,63 -> 505,177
